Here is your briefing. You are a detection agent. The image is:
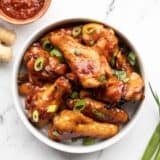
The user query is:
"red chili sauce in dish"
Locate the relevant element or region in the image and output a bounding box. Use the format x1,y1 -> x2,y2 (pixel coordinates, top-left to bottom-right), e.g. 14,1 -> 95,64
0,0 -> 45,20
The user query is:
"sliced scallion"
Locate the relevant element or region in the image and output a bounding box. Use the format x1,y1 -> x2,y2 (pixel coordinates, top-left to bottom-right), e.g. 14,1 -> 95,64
42,40 -> 53,52
72,26 -> 82,37
83,137 -> 95,145
113,70 -> 129,83
71,91 -> 79,99
128,52 -> 136,66
32,110 -> 39,123
50,48 -> 64,62
34,57 -> 44,71
52,130 -> 60,137
92,109 -> 105,118
99,75 -> 106,82
73,99 -> 86,112
47,105 -> 58,113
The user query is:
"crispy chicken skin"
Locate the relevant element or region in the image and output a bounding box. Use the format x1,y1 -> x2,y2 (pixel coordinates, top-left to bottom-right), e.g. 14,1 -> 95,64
25,77 -> 71,128
50,30 -> 112,88
48,110 -> 119,141
67,98 -> 129,124
24,44 -> 68,84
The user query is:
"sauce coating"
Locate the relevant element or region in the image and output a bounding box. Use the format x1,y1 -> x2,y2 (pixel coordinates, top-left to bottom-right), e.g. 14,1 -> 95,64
0,0 -> 45,20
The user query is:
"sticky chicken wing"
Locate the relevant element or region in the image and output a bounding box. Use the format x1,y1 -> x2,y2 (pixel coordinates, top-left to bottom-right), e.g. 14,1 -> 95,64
96,76 -> 124,103
25,76 -> 71,128
67,98 -> 129,124
48,110 -> 119,141
50,30 -> 112,88
24,44 -> 68,84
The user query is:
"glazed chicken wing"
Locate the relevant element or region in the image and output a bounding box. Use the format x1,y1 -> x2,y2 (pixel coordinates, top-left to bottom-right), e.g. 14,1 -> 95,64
96,76 -> 124,103
50,30 -> 112,88
67,98 -> 129,124
82,23 -> 118,60
48,110 -> 119,141
24,44 -> 68,84
123,72 -> 144,101
25,76 -> 71,128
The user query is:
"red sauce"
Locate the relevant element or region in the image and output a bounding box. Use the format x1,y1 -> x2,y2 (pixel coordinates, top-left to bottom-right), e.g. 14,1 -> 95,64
0,0 -> 45,20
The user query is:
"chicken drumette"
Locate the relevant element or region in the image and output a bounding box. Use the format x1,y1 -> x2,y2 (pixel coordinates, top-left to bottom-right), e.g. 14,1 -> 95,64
67,98 -> 129,124
48,110 -> 119,141
50,30 -> 112,88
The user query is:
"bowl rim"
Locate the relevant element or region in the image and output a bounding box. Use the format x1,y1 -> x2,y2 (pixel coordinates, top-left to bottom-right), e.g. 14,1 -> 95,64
12,18 -> 146,153
0,0 -> 51,25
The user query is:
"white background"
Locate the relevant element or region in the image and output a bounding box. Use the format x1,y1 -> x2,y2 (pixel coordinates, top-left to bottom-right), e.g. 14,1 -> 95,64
0,0 -> 160,159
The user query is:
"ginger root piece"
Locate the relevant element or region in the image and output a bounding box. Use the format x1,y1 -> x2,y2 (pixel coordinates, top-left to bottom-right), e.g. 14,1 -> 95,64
0,27 -> 16,46
0,43 -> 12,63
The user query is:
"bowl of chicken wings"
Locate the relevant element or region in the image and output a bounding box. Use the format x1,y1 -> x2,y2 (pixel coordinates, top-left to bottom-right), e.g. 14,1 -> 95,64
12,18 -> 145,153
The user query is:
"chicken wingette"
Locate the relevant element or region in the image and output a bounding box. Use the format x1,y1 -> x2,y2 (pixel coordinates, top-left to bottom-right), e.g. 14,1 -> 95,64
48,110 -> 119,141
25,76 -> 71,128
24,43 -> 68,84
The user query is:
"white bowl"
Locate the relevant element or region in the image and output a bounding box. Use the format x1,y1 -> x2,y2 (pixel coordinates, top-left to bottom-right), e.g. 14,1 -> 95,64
12,18 -> 146,153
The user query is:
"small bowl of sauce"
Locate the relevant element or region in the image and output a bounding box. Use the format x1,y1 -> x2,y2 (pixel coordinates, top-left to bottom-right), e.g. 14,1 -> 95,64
0,0 -> 51,24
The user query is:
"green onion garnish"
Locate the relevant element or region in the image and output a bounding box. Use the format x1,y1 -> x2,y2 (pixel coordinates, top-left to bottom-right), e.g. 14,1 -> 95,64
89,40 -> 95,46
113,70 -> 129,83
128,52 -> 136,66
32,110 -> 39,123
47,105 -> 58,113
42,40 -> 53,52
71,91 -> 79,99
73,99 -> 86,112
83,137 -> 95,145
52,130 -> 60,137
99,75 -> 106,82
110,56 -> 116,67
50,48 -> 64,62
72,26 -> 82,37
92,109 -> 105,118
74,49 -> 81,55
34,57 -> 44,71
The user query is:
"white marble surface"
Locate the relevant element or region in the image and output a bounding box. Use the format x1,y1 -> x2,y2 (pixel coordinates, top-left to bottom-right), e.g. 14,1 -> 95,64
0,0 -> 160,159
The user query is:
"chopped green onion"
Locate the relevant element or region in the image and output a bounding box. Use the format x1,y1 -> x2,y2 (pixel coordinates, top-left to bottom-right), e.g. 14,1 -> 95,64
83,137 -> 95,145
73,99 -> 86,112
47,105 -> 58,113
42,40 -> 53,52
89,40 -> 95,46
52,130 -> 60,137
110,56 -> 116,67
99,75 -> 106,82
32,110 -> 39,123
50,48 -> 64,62
86,27 -> 96,34
74,49 -> 81,55
71,91 -> 79,99
92,109 -> 105,118
128,52 -> 136,66
34,57 -> 44,71
113,70 -> 129,83
72,26 -> 82,37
